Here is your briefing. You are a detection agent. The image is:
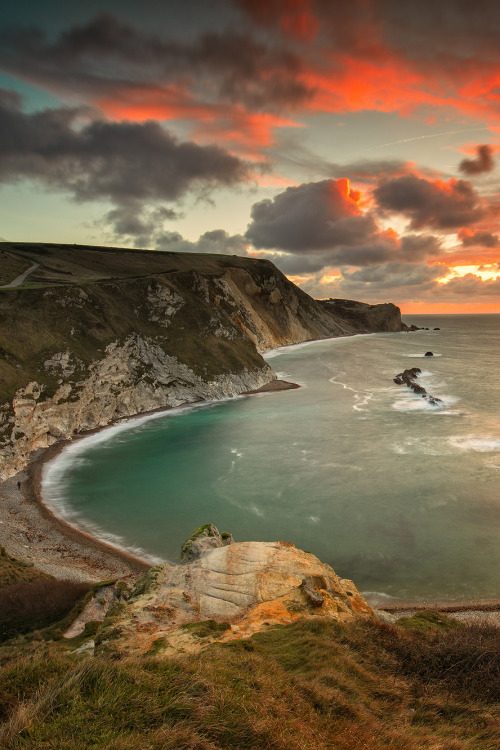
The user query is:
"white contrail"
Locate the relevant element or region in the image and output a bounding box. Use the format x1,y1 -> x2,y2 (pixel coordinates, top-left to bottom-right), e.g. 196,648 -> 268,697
377,127 -> 490,149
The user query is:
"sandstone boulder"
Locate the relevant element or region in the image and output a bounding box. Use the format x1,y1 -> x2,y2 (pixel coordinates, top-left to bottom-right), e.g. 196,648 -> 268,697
95,537 -> 373,658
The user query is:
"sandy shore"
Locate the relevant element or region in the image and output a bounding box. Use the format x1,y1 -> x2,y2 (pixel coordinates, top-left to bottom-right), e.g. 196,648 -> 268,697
1,378 -> 499,622
0,380 -> 301,583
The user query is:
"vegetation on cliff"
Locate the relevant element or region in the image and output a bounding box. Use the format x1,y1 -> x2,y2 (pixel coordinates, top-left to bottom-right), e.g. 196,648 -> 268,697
0,609 -> 498,749
0,549 -> 498,749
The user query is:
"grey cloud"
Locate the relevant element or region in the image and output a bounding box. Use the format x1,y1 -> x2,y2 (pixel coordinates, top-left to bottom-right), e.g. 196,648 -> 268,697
460,229 -> 499,247
373,174 -> 483,229
251,233 -> 442,280
246,179 -> 377,251
0,13 -> 311,111
459,145 -> 494,176
0,88 -> 248,229
343,262 -> 443,289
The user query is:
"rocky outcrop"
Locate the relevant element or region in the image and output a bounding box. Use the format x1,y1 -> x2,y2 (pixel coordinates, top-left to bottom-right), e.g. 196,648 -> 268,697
319,298 -> 405,333
180,524 -> 234,563
0,244 -> 404,479
93,527 -> 373,658
393,367 -> 442,406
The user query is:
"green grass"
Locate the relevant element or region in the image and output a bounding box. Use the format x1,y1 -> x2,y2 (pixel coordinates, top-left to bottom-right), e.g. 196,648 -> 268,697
0,614 -> 498,749
0,547 -> 50,589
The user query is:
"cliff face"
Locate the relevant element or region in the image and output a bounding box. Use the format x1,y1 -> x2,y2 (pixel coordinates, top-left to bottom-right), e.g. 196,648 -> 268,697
319,298 -> 404,332
0,244 -> 403,479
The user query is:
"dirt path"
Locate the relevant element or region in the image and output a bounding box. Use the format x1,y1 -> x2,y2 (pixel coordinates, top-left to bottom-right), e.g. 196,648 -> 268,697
0,262 -> 39,288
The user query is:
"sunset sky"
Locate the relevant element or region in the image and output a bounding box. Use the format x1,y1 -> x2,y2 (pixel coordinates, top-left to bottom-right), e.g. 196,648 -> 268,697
1,1 -> 500,312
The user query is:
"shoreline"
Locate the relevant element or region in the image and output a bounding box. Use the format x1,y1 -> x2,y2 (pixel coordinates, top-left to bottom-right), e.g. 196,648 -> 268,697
0,379 -> 300,583
1,374 -> 499,615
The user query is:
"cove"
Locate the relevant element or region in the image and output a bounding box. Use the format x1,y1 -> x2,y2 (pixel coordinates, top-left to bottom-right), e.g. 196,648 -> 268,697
42,315 -> 500,605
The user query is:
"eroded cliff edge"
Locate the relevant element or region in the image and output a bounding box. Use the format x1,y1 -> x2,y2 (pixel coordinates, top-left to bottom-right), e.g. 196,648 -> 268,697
70,525 -> 374,658
0,243 -> 404,479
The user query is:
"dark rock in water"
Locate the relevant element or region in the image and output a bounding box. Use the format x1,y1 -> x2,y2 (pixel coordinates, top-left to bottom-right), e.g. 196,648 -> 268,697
424,351 -> 433,357
411,384 -> 426,395
393,365 -> 442,406
434,327 -> 440,330
399,367 -> 421,380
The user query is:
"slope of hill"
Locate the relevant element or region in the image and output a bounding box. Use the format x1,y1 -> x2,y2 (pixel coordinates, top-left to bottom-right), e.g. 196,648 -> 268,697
0,243 -> 404,479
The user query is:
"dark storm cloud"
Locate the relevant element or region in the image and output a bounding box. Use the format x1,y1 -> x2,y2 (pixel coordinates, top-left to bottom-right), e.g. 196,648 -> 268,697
373,175 -> 484,229
0,88 -> 248,218
246,179 -> 377,252
0,13 -> 311,111
459,229 -> 499,247
258,231 -> 442,277
237,0 -> 500,59
459,145 -> 494,176
342,262 -> 443,289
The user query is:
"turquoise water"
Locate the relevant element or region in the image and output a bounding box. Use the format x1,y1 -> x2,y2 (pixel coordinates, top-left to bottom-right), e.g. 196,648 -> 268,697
42,315 -> 500,604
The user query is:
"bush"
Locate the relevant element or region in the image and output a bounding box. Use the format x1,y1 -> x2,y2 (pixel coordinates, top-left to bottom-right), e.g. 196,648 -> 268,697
364,618 -> 500,704
0,578 -> 91,641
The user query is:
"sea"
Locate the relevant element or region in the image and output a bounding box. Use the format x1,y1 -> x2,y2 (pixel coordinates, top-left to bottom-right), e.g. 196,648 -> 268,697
41,315 -> 500,606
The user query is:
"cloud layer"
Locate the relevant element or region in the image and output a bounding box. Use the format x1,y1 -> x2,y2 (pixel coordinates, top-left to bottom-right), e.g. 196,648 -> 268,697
0,88 -> 248,237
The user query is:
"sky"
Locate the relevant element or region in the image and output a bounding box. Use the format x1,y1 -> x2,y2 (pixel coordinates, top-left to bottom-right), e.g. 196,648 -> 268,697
1,1 -> 500,312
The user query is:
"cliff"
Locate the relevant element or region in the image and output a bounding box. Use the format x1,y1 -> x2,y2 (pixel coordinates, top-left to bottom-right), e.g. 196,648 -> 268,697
0,243 -> 404,479
319,298 -> 404,332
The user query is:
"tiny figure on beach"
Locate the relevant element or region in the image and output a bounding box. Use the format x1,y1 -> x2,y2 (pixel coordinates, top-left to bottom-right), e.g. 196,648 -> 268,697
17,480 -> 21,490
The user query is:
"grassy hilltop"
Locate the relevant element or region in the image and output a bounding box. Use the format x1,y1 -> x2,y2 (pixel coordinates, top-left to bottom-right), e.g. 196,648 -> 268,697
0,558 -> 498,750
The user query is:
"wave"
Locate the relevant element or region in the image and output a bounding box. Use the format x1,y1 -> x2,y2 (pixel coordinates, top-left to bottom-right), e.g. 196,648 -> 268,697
407,353 -> 442,358
448,436 -> 500,453
263,333 -> 371,360
328,375 -> 374,412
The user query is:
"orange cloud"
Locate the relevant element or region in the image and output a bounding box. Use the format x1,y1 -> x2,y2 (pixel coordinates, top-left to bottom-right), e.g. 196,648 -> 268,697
97,90 -> 301,156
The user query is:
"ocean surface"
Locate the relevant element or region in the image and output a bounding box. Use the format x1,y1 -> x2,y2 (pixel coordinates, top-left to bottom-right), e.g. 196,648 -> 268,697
42,315 -> 500,605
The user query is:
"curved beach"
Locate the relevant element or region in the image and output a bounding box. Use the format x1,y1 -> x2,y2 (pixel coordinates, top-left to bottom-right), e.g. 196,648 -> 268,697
1,326 -> 498,621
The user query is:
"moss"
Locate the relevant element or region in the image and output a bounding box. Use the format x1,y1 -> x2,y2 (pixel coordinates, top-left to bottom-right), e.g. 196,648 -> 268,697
180,524 -> 216,558
129,567 -> 162,599
397,610 -> 465,634
146,637 -> 169,655
181,620 -> 231,638
63,620 -> 101,650
221,532 -> 231,540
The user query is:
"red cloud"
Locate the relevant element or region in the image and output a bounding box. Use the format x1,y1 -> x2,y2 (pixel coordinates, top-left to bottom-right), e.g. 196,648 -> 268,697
237,0 -> 319,41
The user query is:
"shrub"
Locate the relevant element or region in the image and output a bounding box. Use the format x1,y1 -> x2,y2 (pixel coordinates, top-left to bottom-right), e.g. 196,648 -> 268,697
0,578 -> 91,641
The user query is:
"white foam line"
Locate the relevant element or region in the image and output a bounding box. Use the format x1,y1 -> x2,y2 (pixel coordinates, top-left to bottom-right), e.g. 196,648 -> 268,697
40,395 -> 244,562
263,331 -> 393,360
